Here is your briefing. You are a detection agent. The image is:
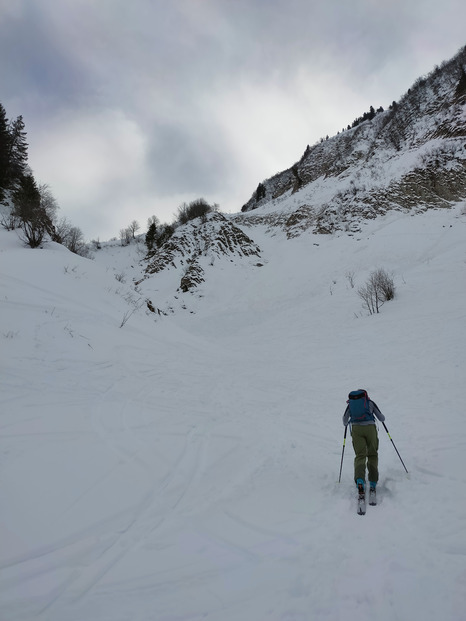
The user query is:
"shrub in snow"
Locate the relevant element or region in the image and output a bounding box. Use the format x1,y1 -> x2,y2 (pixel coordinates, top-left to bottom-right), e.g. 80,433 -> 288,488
345,270 -> 356,288
176,198 -> 218,226
357,268 -> 396,314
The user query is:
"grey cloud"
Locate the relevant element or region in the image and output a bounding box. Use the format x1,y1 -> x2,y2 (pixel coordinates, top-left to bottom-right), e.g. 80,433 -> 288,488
0,4 -> 95,116
147,120 -> 231,196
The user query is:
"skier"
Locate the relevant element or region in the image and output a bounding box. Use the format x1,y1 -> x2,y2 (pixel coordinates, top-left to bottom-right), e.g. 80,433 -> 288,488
343,389 -> 385,502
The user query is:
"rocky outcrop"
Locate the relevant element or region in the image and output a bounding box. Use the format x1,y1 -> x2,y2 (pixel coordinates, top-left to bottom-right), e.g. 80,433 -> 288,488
141,212 -> 261,293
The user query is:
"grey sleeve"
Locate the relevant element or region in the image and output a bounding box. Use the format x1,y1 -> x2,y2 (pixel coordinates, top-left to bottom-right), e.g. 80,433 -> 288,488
371,401 -> 385,422
343,406 -> 350,426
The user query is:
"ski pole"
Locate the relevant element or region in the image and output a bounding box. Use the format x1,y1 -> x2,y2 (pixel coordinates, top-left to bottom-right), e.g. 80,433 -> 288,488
338,425 -> 348,483
382,421 -> 409,474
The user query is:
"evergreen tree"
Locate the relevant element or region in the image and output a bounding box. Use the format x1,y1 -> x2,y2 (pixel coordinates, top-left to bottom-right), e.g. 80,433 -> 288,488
0,104 -> 29,204
7,115 -> 28,183
256,182 -> 266,201
0,104 -> 11,202
146,221 -> 157,251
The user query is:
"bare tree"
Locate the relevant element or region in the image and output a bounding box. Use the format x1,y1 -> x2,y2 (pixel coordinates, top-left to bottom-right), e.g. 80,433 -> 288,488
53,217 -> 88,256
120,227 -> 131,246
65,226 -> 87,255
53,216 -> 72,244
147,215 -> 160,229
38,183 -> 59,225
0,206 -> 19,230
129,220 -> 140,238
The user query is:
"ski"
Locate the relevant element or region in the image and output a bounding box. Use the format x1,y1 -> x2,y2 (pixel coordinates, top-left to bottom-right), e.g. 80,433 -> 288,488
369,488 -> 377,506
357,485 -> 366,515
357,496 -> 366,515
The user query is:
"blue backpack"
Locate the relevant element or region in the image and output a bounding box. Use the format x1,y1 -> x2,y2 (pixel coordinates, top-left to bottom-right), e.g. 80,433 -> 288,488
347,389 -> 374,423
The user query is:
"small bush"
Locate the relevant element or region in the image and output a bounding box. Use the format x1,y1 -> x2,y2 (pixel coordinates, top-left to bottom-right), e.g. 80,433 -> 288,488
176,198 -> 218,225
357,268 -> 396,314
345,270 -> 355,288
0,209 -> 19,231
376,268 -> 396,301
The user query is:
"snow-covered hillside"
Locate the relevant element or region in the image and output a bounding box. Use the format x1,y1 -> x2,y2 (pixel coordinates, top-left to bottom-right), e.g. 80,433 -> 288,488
241,47 -> 466,238
1,204 -> 466,621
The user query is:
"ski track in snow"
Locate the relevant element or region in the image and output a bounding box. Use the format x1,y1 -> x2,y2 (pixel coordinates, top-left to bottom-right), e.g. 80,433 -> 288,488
1,206 -> 466,620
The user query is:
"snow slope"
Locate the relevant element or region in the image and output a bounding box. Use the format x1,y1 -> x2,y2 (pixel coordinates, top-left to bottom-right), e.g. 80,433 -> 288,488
1,205 -> 466,621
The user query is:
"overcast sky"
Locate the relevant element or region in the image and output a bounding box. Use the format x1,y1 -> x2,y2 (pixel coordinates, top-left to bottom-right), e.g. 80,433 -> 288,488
1,0 -> 465,241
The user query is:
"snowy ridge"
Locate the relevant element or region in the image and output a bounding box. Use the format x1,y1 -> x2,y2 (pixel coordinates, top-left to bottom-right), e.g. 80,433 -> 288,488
1,202 -> 466,620
241,46 -> 466,236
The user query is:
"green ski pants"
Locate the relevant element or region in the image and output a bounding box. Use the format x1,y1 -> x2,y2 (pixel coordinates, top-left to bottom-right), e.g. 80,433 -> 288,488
351,424 -> 379,484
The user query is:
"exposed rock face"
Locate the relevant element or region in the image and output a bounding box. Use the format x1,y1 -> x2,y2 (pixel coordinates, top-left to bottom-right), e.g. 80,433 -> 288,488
240,46 -> 466,235
142,212 -> 261,293
179,259 -> 204,293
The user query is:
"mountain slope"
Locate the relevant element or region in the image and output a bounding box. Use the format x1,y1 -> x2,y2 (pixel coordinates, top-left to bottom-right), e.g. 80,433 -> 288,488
240,46 -> 466,237
132,48 -> 466,314
1,203 -> 465,620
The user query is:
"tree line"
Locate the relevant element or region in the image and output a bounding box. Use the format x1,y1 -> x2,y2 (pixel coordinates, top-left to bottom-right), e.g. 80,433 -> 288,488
117,198 -> 219,253
0,102 -> 87,254
145,198 -> 219,252
2,101 -> 220,254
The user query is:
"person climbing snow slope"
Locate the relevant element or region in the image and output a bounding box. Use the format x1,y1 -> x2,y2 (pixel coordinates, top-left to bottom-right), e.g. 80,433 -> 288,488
343,389 -> 385,501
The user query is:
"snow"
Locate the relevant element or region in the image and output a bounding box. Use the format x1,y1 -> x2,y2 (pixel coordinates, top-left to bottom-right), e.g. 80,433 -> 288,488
1,204 -> 466,621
